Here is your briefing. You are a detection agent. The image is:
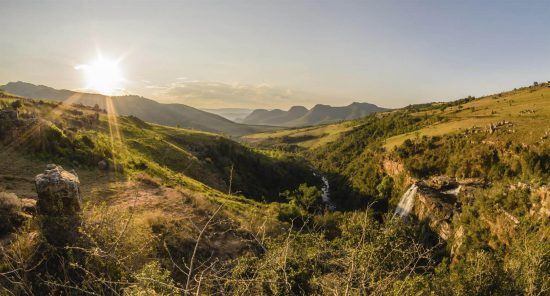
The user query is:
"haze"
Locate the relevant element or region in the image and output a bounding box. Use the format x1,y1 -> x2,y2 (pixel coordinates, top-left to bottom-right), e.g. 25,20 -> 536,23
1,0 -> 550,109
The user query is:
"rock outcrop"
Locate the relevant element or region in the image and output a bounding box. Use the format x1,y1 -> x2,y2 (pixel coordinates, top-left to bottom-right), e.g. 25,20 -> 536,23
412,178 -> 460,241
35,164 -> 82,246
394,175 -> 484,248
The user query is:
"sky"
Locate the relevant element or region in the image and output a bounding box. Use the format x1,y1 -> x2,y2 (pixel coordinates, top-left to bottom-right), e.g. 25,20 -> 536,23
1,0 -> 550,109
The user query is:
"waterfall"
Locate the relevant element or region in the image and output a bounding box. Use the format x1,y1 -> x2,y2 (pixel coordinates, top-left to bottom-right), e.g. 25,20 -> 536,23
321,176 -> 330,203
394,184 -> 418,218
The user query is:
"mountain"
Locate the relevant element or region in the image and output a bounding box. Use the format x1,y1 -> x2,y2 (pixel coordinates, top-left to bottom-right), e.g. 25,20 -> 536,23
243,106 -> 308,126
242,102 -> 387,127
0,81 -> 277,137
201,108 -> 254,122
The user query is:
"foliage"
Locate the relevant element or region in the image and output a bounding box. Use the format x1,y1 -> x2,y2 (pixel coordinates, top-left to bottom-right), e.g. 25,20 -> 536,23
395,134 -> 549,181
124,261 -> 180,296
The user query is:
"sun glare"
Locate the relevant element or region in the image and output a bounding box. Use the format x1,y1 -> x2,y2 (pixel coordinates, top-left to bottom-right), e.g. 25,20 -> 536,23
75,57 -> 124,95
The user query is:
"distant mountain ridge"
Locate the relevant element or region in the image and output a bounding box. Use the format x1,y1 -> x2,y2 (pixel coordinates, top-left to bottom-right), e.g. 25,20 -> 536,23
243,102 -> 387,127
0,81 -> 277,137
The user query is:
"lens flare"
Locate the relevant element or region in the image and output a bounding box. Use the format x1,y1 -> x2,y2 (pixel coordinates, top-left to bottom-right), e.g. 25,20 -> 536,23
75,57 -> 124,95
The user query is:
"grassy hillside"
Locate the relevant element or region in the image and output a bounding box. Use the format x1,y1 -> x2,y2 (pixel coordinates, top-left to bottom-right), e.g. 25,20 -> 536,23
0,81 -> 280,137
0,96 -> 316,202
383,85 -> 550,149
243,120 -> 358,150
246,83 -> 550,152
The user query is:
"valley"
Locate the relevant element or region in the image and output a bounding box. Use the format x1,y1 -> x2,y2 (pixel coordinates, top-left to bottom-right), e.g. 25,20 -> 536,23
2,2 -> 549,295
1,82 -> 549,295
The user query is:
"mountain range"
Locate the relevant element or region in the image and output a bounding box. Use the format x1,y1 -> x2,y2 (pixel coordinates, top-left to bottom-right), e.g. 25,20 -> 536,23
0,81 -> 276,137
242,102 -> 387,127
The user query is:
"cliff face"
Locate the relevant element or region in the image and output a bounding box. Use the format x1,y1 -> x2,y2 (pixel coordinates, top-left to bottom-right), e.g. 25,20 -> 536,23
396,176 -> 484,256
408,177 -> 548,258
413,176 -> 461,241
415,188 -> 455,240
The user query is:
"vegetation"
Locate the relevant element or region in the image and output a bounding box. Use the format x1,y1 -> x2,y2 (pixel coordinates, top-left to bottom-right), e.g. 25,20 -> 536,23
1,83 -> 549,295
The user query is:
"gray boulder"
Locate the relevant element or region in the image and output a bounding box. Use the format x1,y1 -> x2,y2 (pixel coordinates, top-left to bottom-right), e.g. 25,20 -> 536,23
35,164 -> 82,246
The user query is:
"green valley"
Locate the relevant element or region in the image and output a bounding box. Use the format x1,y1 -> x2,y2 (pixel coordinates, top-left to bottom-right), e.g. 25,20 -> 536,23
1,82 -> 548,295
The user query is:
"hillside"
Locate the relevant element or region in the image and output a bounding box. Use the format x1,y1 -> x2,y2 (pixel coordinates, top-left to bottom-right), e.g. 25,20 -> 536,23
0,81 -> 278,137
242,102 -> 387,127
239,82 -> 550,294
0,95 -> 317,202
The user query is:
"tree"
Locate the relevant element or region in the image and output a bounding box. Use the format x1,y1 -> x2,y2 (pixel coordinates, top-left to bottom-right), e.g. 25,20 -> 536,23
283,183 -> 321,212
376,175 -> 394,200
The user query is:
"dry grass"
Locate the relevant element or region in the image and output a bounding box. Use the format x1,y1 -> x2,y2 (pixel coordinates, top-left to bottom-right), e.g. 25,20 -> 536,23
383,86 -> 550,149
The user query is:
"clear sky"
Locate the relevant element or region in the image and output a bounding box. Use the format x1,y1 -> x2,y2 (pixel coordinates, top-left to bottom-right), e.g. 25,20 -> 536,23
1,0 -> 549,109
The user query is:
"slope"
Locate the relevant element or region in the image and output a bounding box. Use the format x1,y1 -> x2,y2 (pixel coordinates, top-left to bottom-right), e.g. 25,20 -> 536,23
0,81 -> 279,137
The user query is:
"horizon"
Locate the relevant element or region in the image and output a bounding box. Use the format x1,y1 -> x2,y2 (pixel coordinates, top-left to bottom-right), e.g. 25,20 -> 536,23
1,79 -> 540,112
2,0 -> 550,109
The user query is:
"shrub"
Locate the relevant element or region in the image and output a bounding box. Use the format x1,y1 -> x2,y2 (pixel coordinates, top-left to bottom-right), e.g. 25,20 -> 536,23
504,224 -> 550,295
124,261 -> 180,295
0,192 -> 22,235
10,100 -> 22,109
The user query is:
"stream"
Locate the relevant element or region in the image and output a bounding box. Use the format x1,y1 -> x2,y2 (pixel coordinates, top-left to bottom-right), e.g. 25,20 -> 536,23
313,171 -> 335,211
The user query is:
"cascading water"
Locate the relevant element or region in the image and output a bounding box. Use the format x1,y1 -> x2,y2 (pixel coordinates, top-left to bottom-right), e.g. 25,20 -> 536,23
313,171 -> 335,211
394,184 -> 418,218
320,176 -> 335,211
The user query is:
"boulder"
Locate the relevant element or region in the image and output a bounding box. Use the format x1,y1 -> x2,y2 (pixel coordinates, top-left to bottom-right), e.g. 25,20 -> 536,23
35,164 -> 82,246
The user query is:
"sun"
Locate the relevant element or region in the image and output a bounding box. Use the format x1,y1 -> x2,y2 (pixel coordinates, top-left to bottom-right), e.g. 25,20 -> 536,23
75,57 -> 124,95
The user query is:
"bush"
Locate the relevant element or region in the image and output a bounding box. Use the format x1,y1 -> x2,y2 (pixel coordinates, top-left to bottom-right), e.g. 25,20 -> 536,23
124,261 -> 180,295
504,224 -> 550,295
10,100 -> 22,109
0,192 -> 22,235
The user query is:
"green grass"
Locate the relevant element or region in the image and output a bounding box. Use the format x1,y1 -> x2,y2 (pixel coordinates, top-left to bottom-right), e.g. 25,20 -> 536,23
242,121 -> 357,149
383,85 -> 550,149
